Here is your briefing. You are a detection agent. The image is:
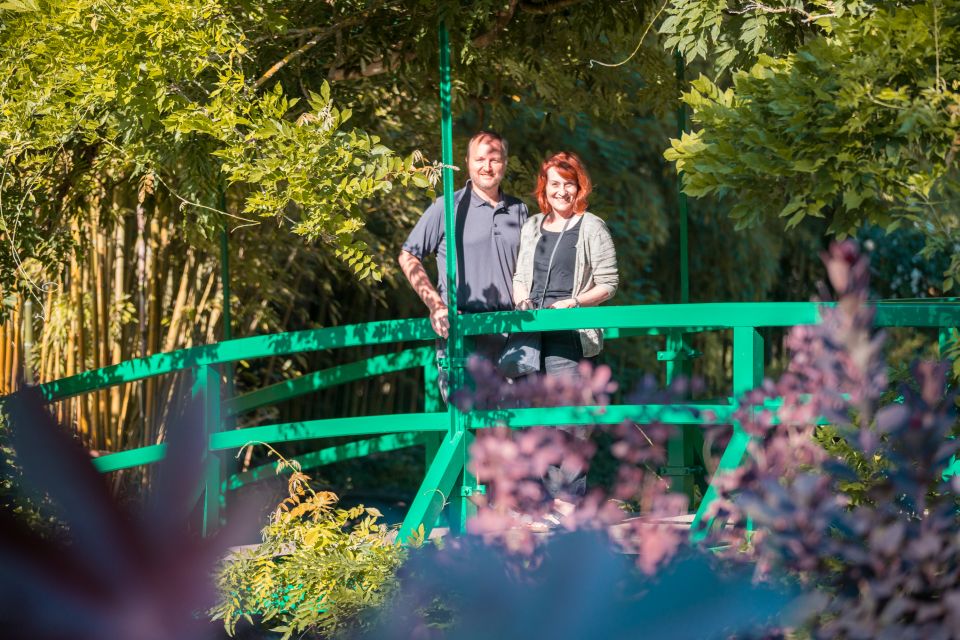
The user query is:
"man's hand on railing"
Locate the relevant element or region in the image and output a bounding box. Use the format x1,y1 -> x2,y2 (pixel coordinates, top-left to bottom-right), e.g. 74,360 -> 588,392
430,303 -> 450,338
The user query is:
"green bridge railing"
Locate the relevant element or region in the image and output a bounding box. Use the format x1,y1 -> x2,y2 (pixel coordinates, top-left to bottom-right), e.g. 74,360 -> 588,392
30,299 -> 959,541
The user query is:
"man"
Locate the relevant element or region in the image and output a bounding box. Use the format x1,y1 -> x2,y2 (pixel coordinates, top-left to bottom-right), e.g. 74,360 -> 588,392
399,130 -> 528,397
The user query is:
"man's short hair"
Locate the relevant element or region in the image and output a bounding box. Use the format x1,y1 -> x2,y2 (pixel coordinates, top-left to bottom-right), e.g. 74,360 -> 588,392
467,130 -> 508,159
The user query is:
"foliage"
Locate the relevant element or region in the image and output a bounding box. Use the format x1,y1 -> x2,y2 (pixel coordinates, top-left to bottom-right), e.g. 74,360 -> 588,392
211,452 -> 405,640
704,241 -> 960,637
663,1 -> 960,287
418,241 -> 959,638
363,536 -> 794,639
860,225 -> 952,297
660,0 -> 869,74
0,404 -> 64,538
0,388 -> 249,640
0,0 -> 420,299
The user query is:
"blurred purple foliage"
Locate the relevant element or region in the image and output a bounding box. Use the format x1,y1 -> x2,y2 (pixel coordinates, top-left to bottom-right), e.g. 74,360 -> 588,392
405,240 -> 960,639
704,241 -> 960,638
0,387 -> 255,640
361,533 -> 795,640
459,359 -> 691,573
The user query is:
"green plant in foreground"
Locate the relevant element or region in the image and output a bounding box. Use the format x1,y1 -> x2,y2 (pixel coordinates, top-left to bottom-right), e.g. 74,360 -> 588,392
211,450 -> 405,639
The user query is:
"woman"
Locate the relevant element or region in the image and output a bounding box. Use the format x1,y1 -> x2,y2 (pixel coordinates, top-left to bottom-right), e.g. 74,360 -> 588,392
512,151 -> 618,378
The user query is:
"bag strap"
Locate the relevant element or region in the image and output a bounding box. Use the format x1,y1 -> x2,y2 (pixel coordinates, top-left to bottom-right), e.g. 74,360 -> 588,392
536,215 -> 573,309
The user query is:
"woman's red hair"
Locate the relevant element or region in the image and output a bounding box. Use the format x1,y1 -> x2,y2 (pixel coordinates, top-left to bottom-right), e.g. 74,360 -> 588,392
534,152 -> 592,215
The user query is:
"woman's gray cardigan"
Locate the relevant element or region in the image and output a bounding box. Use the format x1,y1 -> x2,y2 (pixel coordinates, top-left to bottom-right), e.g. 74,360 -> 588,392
512,211 -> 618,357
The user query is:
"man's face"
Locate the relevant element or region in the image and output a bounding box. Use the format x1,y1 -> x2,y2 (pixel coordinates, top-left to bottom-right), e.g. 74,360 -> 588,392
466,136 -> 506,193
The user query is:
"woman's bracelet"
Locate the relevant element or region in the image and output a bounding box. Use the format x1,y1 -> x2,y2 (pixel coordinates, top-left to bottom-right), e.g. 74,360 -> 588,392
572,297 -> 581,308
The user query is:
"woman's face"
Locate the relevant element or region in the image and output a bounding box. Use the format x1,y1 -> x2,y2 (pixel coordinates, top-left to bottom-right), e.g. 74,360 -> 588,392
545,167 -> 579,216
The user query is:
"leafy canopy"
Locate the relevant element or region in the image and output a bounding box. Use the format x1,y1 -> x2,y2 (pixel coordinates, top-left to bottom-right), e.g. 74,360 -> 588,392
661,1 -> 960,289
0,0 -> 423,293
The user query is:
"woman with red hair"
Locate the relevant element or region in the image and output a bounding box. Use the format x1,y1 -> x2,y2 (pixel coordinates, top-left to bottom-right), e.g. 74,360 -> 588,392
510,151 -> 618,378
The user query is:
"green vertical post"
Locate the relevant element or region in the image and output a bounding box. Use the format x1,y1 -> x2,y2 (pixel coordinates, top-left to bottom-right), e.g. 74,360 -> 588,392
423,362 -> 444,511
690,326 -> 762,541
675,50 -> 689,305
664,330 -> 699,500
664,52 -> 698,502
437,20 -> 474,532
397,20 -> 470,541
193,364 -> 223,536
438,21 -> 460,412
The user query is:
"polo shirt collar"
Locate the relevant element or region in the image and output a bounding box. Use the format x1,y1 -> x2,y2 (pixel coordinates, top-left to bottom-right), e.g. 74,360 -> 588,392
466,179 -> 503,209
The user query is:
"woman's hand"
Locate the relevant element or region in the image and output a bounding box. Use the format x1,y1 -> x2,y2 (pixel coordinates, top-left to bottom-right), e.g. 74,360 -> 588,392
548,298 -> 580,310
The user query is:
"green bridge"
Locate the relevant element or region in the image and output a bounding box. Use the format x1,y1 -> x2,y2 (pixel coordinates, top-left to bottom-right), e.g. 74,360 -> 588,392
19,22 -> 960,547
33,299 -> 959,542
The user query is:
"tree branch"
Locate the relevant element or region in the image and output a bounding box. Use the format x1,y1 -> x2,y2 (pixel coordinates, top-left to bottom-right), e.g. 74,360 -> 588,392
251,9 -> 376,91
323,0 -> 588,83
725,1 -> 839,23
252,26 -> 339,92
326,51 -> 417,82
518,0 -> 587,15
472,0 -> 520,48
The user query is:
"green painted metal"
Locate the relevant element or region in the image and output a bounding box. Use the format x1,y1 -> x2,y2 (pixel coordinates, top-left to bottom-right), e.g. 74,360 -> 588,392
14,298 -> 958,543
675,50 -> 689,305
222,432 -> 424,492
436,20 -> 475,533
460,303 -> 822,335
92,443 -> 167,472
664,330 -> 702,498
690,326 -> 764,541
36,302 -> 958,404
209,412 -> 448,451
398,428 -> 466,543
224,347 -> 434,417
37,317 -> 434,402
423,360 -> 444,486
463,404 -> 734,429
448,431 -> 478,534
193,364 -> 223,536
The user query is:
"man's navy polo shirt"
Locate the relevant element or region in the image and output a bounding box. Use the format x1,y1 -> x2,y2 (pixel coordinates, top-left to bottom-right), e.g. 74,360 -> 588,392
402,181 -> 529,313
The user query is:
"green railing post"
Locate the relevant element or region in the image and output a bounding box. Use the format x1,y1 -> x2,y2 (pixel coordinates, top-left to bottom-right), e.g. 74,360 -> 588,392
449,431 -> 479,535
423,361 -> 445,526
675,50 -> 689,305
423,362 -> 443,466
690,326 -> 762,541
396,19 -> 468,542
663,329 -> 702,501
193,364 -> 223,536
436,19 -> 474,533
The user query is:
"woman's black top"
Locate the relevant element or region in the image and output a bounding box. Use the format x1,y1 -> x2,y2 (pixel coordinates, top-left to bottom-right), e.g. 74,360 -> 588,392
529,217 -> 581,308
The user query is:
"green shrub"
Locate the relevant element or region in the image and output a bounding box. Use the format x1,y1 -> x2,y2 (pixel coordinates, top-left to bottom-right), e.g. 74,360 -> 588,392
211,455 -> 406,639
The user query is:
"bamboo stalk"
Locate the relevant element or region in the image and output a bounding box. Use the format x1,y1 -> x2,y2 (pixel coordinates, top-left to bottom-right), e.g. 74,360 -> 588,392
88,213 -> 102,449
11,298 -> 22,392
163,246 -> 195,353
75,258 -> 91,443
66,255 -> 80,437
0,318 -> 9,395
96,205 -> 111,447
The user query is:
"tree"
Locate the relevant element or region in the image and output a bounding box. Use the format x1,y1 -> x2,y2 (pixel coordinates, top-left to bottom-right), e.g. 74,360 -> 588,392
661,0 -> 960,290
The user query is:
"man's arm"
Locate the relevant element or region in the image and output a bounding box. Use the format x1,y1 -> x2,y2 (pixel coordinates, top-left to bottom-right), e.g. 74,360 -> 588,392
398,249 -> 449,338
